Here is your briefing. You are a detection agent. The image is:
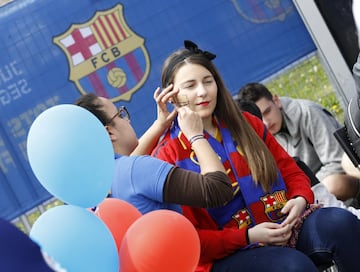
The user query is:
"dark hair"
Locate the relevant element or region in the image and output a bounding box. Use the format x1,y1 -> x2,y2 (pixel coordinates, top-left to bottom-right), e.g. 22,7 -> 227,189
236,99 -> 262,120
161,44 -> 278,191
74,93 -> 109,125
238,82 -> 273,102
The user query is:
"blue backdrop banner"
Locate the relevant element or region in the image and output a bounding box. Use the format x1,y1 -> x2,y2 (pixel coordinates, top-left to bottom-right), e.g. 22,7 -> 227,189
0,0 -> 315,220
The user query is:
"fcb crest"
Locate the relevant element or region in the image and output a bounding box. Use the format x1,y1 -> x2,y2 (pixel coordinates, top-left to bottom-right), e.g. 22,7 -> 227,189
232,209 -> 252,229
53,4 -> 150,102
230,0 -> 293,24
261,190 -> 287,222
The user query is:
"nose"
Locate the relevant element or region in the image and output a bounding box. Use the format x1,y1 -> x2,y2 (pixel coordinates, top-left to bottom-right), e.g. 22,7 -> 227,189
263,117 -> 270,129
196,83 -> 207,97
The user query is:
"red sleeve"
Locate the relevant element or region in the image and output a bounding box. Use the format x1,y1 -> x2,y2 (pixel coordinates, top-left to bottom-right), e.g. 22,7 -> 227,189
182,206 -> 248,264
151,131 -> 177,164
243,112 -> 314,204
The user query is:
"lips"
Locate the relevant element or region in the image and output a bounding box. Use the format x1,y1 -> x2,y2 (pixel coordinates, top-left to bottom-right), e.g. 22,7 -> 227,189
267,124 -> 276,132
196,101 -> 210,106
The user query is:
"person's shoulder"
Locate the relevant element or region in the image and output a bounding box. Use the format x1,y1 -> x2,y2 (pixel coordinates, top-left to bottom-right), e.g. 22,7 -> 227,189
116,154 -> 150,164
281,96 -> 326,114
280,96 -> 319,108
297,98 -> 323,108
151,131 -> 173,157
120,155 -> 171,168
242,110 -> 261,123
296,98 -> 337,122
242,111 -> 265,136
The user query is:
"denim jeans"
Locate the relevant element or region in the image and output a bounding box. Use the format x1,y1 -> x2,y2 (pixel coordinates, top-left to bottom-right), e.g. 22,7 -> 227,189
211,207 -> 360,272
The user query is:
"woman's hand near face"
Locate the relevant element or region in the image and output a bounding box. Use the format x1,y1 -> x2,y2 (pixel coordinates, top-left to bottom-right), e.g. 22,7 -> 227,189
177,106 -> 227,175
154,84 -> 179,130
176,106 -> 203,140
131,85 -> 179,156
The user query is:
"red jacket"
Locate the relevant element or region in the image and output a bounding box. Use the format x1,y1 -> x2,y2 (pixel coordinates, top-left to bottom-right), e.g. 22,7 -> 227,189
153,112 -> 314,271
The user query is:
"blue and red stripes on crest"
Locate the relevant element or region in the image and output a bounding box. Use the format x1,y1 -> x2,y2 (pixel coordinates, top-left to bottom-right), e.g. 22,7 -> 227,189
79,48 -> 145,98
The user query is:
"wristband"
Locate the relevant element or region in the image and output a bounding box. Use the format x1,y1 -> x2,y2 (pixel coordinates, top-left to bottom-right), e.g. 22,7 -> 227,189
189,134 -> 205,145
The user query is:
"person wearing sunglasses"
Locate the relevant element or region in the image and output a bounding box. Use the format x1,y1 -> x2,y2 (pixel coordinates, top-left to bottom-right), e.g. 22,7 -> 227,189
75,86 -> 233,214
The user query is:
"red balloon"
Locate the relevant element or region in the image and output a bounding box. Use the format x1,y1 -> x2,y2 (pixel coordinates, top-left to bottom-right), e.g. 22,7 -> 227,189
94,198 -> 141,254
120,210 -> 200,272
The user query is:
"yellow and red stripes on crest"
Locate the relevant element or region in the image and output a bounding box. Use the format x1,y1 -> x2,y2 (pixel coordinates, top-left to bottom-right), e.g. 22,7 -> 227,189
91,11 -> 130,49
272,190 -> 287,204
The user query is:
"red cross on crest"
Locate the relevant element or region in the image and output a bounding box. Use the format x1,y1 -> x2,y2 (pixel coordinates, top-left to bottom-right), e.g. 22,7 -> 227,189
53,4 -> 150,102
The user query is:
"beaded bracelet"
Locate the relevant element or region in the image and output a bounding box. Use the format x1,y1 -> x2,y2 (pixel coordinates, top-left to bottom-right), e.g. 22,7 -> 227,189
189,134 -> 205,145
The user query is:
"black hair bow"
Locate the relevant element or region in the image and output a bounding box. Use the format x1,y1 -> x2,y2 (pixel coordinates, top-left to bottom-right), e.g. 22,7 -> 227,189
184,40 -> 216,61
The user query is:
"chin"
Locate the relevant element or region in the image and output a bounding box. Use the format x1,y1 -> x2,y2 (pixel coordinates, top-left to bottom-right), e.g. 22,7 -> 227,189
198,109 -> 213,118
133,140 -> 139,150
269,128 -> 279,135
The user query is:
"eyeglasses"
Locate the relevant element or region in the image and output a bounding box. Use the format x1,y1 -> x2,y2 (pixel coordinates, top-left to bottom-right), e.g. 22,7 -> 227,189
106,106 -> 130,125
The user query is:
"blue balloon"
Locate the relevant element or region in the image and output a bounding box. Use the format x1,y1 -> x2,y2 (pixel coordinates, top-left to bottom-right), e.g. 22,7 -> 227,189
27,104 -> 114,208
30,205 -> 119,272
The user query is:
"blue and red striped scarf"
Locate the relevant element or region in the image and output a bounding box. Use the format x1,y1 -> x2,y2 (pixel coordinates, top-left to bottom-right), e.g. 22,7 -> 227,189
155,116 -> 289,229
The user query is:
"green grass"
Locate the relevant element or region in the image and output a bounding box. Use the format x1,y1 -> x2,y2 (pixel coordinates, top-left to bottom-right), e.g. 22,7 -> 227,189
14,199 -> 63,233
265,54 -> 344,123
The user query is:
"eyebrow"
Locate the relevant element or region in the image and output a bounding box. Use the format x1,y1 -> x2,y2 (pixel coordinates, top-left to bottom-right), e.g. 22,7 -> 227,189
262,104 -> 272,115
180,75 -> 213,86
179,79 -> 196,87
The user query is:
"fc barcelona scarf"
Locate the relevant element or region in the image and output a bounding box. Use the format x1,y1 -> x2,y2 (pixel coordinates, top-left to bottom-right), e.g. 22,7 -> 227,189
169,116 -> 289,229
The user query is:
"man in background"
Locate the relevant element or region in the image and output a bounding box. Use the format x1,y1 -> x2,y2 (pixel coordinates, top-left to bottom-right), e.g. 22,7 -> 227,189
237,82 -> 360,203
